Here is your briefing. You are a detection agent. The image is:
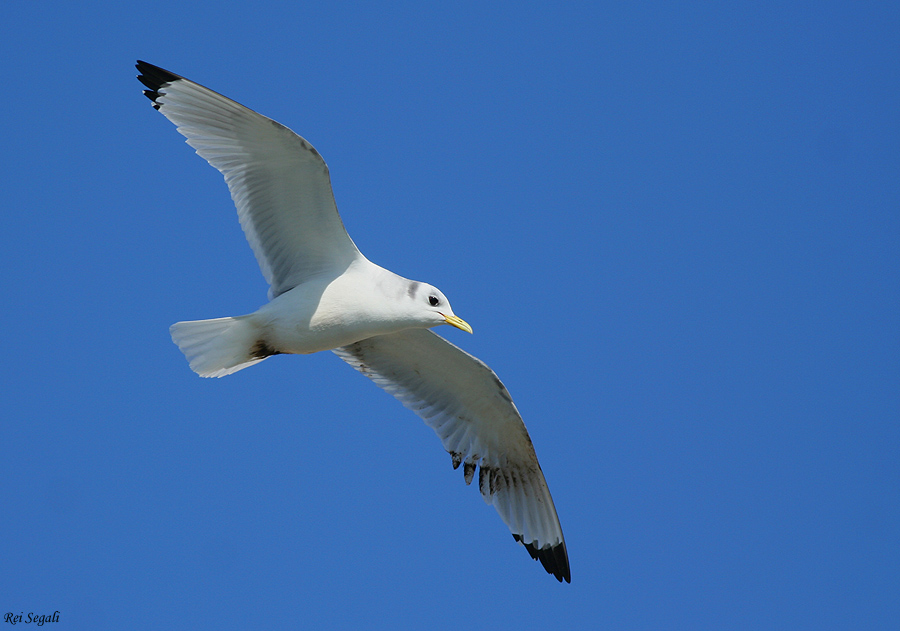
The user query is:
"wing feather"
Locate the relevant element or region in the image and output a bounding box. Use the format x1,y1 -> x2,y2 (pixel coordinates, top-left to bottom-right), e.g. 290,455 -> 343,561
136,61 -> 361,298
333,328 -> 570,582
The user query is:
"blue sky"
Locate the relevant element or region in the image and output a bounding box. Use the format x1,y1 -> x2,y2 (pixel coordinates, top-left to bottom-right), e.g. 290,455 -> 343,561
2,1 -> 898,629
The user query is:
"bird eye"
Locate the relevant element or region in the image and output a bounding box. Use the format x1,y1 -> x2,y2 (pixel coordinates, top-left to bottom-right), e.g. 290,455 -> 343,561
428,295 -> 440,307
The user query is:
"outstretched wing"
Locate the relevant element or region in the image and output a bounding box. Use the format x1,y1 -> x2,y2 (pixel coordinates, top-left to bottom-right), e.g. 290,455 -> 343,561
137,61 -> 362,298
333,328 -> 570,582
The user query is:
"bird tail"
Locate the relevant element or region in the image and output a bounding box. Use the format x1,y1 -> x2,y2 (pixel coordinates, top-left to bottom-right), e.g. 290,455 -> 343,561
169,316 -> 268,378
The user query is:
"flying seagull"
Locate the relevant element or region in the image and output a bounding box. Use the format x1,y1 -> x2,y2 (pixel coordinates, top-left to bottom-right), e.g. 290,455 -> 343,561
136,60 -> 570,582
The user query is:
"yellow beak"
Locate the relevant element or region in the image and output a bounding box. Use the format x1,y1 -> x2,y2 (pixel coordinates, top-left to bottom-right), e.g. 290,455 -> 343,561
443,314 -> 473,334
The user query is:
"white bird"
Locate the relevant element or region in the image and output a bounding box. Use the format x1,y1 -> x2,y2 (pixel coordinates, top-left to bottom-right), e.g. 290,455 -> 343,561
137,61 -> 570,582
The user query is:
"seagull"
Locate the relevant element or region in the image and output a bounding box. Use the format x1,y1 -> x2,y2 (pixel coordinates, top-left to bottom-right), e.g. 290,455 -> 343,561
136,60 -> 570,583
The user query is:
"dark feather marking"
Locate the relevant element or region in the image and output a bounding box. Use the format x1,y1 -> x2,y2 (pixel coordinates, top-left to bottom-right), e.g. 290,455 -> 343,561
478,465 -> 504,496
492,468 -> 505,494
450,452 -> 462,470
463,461 -> 476,485
292,132 -> 321,158
478,463 -> 506,497
513,534 -> 571,583
407,281 -> 420,299
250,339 -> 281,359
136,61 -> 183,110
493,376 -> 514,403
479,465 -> 491,496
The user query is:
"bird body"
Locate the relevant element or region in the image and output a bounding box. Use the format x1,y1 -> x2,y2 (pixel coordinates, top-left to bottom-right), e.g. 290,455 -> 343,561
172,260 -> 463,376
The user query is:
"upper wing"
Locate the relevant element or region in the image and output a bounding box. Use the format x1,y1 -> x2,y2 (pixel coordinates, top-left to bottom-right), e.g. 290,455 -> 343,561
136,61 -> 362,298
333,328 -> 570,582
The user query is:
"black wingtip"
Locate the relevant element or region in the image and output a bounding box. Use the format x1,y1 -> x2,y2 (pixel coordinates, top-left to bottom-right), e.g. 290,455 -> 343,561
513,534 -> 571,583
135,60 -> 183,110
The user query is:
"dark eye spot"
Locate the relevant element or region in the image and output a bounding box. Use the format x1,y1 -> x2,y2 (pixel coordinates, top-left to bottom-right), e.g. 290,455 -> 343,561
428,295 -> 440,307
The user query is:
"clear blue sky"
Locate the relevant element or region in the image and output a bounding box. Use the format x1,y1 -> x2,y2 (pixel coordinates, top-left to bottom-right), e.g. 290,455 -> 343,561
2,1 -> 897,629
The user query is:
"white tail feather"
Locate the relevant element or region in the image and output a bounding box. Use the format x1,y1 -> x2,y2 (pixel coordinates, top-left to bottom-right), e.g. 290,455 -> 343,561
170,316 -> 266,377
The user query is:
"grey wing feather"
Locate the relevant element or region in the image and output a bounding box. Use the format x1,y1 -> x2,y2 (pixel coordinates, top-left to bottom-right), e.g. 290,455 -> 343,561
137,61 -> 362,298
333,328 -> 570,582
